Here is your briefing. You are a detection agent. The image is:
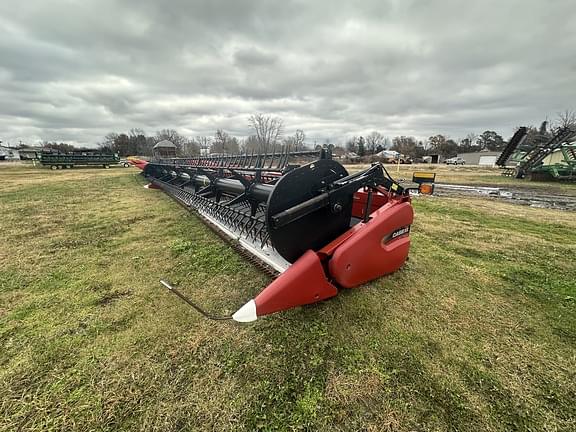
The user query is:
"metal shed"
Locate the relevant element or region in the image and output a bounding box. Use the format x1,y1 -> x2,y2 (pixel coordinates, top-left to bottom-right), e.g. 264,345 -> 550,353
457,151 -> 501,166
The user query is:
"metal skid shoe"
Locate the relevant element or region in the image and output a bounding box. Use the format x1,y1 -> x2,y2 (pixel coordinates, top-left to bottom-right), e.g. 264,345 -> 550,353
136,150 -> 415,322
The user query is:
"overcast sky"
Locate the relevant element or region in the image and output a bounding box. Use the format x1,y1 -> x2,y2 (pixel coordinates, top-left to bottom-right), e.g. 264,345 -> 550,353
1,0 -> 575,147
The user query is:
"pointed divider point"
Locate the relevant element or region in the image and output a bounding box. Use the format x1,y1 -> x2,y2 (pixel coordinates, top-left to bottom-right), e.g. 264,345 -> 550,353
232,300 -> 258,322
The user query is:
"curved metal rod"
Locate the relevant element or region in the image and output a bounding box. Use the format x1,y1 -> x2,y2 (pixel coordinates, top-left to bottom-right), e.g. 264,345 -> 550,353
160,280 -> 232,320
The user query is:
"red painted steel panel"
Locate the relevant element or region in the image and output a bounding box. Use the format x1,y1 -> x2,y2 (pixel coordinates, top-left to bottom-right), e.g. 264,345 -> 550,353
254,250 -> 338,316
351,190 -> 389,219
129,159 -> 149,170
328,201 -> 413,288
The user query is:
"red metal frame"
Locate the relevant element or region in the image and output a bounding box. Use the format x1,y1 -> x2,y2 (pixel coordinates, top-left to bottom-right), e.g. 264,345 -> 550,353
250,191 -> 413,319
254,250 -> 338,317
326,197 -> 412,288
128,159 -> 149,170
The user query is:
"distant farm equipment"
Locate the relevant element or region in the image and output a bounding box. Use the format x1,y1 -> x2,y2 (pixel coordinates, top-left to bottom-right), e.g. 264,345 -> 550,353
40,150 -> 121,169
496,126 -> 576,181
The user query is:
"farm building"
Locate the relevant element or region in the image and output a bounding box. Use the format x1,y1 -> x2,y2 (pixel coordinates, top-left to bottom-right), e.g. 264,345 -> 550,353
423,154 -> 444,164
153,140 -> 177,158
18,147 -> 44,160
457,151 -> 501,165
0,146 -> 20,160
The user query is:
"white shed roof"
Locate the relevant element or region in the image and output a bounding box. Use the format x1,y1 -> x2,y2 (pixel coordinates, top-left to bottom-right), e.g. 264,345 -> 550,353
153,140 -> 176,149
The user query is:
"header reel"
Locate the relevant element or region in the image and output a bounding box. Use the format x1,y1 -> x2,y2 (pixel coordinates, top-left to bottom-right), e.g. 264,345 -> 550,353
137,149 -> 414,321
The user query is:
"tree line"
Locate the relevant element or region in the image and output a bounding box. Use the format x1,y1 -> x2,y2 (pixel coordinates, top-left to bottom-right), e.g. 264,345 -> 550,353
33,110 -> 575,160
343,130 -> 507,159
344,110 -> 575,160
96,125 -> 541,160
97,115 -> 306,157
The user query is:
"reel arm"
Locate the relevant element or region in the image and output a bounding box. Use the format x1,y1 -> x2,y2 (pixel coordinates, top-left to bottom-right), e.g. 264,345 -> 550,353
270,163 -> 405,229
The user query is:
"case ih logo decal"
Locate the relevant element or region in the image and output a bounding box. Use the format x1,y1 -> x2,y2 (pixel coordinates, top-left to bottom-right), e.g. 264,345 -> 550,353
382,225 -> 411,245
392,226 -> 411,238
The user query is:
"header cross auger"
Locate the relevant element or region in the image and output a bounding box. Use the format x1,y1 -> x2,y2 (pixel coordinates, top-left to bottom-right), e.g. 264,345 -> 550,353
131,149 -> 417,322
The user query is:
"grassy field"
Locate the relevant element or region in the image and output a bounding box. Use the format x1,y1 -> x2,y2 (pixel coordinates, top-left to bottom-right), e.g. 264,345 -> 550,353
1,164 -> 575,431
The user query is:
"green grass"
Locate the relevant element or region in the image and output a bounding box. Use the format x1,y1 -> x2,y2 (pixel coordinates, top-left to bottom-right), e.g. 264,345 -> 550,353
1,164 -> 575,431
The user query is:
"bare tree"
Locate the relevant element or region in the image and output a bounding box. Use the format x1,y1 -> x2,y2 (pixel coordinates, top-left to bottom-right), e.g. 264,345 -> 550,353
248,114 -> 284,153
459,133 -> 480,153
241,135 -> 260,153
365,131 -> 384,154
194,136 -> 211,155
101,132 -> 119,149
466,132 -> 478,146
129,128 -> 145,138
356,136 -> 366,156
294,129 -> 306,151
211,129 -> 239,154
345,136 -> 357,153
144,136 -> 156,156
282,136 -> 295,151
181,139 -> 201,156
128,128 -> 148,155
211,129 -> 229,154
554,109 -> 576,131
282,129 -> 306,152
392,136 -> 426,159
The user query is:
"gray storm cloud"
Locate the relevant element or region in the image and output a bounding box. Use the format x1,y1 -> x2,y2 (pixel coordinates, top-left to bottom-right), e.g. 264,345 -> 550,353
0,0 -> 575,146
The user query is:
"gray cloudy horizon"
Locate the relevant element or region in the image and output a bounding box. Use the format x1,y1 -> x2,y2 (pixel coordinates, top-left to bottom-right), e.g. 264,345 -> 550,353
1,0 -> 575,147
